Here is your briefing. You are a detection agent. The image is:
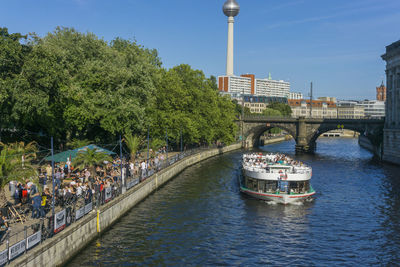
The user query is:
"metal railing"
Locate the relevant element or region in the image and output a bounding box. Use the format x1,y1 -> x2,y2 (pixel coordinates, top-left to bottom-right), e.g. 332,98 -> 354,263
242,114 -> 385,121
0,143 -> 232,265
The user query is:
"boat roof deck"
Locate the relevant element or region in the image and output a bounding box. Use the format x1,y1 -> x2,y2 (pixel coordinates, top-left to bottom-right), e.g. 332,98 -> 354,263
242,153 -> 312,174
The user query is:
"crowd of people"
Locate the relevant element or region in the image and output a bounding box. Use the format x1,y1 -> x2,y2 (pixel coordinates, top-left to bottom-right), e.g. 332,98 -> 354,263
0,143 -> 217,245
0,147 -> 175,242
242,153 -> 310,174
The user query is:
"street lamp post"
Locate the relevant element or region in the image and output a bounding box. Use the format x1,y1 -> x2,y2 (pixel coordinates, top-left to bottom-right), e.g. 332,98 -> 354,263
51,136 -> 55,225
180,127 -> 183,153
119,135 -> 123,187
309,82 -> 313,118
241,89 -> 245,147
165,129 -> 169,165
146,128 -> 150,169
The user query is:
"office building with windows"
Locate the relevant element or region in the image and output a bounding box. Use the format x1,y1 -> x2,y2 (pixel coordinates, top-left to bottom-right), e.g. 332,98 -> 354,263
336,101 -> 365,119
218,74 -> 290,98
289,99 -> 337,118
289,92 -> 304,100
358,100 -> 385,119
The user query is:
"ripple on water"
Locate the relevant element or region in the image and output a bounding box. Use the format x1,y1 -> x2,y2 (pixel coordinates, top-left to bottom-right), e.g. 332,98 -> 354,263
66,139 -> 400,266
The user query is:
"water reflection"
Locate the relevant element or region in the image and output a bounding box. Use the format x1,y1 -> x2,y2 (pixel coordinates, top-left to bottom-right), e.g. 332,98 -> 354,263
67,138 -> 400,266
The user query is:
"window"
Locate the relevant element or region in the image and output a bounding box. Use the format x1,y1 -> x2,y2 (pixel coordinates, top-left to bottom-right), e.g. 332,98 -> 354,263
245,178 -> 257,191
264,181 -> 277,193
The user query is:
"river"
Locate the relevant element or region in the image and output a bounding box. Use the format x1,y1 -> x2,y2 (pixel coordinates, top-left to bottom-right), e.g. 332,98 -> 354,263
67,138 -> 400,266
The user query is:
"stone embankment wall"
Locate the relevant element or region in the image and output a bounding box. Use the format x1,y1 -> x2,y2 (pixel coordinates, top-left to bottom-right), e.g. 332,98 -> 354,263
383,129 -> 400,165
358,135 -> 383,159
260,135 -> 289,146
11,143 -> 242,267
358,135 -> 375,152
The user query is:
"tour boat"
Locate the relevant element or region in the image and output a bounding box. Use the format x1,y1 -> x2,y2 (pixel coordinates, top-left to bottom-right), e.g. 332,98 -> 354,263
239,153 -> 315,204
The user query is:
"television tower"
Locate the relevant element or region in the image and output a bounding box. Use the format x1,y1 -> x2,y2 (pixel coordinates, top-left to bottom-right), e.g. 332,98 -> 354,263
223,0 -> 240,76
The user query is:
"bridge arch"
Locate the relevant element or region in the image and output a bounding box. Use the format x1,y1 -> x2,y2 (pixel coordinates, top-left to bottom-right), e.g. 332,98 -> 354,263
244,122 -> 297,148
306,124 -> 376,150
242,116 -> 384,154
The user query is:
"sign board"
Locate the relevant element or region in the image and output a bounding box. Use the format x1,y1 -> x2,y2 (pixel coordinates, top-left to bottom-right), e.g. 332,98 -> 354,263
8,240 -> 26,260
54,209 -> 66,233
105,187 -> 112,202
75,207 -> 85,221
126,179 -> 139,189
27,230 -> 41,249
84,202 -> 93,214
0,249 -> 8,266
66,208 -> 72,227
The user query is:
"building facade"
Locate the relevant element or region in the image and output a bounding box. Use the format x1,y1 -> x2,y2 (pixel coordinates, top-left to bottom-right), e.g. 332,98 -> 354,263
318,96 -> 337,103
288,99 -> 337,118
242,95 -> 288,113
289,92 -> 303,100
218,75 -> 252,95
218,74 -> 290,98
376,82 -> 387,101
337,101 -> 365,119
382,40 -> 400,165
358,100 -> 385,119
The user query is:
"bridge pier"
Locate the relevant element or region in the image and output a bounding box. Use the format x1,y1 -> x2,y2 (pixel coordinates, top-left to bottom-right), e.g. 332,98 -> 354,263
295,142 -> 316,154
295,117 -> 313,153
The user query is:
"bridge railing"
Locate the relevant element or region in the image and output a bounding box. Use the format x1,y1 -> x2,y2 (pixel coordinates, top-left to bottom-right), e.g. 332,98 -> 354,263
0,142 -> 238,266
242,115 -> 384,121
242,115 -> 292,120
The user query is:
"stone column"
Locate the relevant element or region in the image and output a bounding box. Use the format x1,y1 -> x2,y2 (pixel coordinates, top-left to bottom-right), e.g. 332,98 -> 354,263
295,117 -> 310,153
226,16 -> 235,76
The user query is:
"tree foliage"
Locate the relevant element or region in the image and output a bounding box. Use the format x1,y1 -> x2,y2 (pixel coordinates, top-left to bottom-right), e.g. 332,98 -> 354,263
0,141 -> 38,187
1,27 -> 238,148
267,102 -> 292,117
72,148 -> 112,174
66,139 -> 92,149
262,108 -> 282,117
124,133 -> 142,161
0,141 -> 38,207
149,64 -> 237,146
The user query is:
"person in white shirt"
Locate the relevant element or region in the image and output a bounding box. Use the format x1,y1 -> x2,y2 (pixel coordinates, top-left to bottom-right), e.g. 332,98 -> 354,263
76,183 -> 83,196
141,161 -> 147,178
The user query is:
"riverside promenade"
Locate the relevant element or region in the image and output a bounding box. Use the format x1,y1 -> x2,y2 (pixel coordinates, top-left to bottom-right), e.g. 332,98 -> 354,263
9,143 -> 241,267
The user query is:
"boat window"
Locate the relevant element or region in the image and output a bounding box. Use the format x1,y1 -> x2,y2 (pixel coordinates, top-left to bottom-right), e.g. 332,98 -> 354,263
289,181 -> 310,194
258,180 -> 265,193
264,180 -> 277,193
245,178 -> 258,191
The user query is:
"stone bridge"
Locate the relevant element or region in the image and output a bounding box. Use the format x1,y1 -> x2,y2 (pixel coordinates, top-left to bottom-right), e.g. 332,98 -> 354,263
242,116 -> 384,153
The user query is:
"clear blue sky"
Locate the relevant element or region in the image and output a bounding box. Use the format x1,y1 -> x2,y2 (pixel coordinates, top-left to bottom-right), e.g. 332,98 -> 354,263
1,0 -> 400,99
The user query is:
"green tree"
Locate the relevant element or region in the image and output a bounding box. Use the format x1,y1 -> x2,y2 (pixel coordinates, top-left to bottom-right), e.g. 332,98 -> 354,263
262,108 -> 282,117
124,133 -> 142,161
0,28 -> 31,133
72,148 -> 112,176
1,27 -> 238,148
8,27 -> 161,143
66,139 -> 92,149
233,100 -> 251,117
0,141 -> 38,208
267,102 -> 292,116
150,64 -> 237,146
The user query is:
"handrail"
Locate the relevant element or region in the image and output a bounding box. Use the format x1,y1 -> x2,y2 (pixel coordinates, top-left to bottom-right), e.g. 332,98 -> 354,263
0,142 -> 239,265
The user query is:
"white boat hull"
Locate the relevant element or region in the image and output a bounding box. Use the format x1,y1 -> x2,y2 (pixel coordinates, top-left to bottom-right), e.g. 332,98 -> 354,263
240,187 -> 315,204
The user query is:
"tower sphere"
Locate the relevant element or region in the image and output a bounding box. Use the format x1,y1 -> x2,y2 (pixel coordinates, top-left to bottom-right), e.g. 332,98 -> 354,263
223,0 -> 240,17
